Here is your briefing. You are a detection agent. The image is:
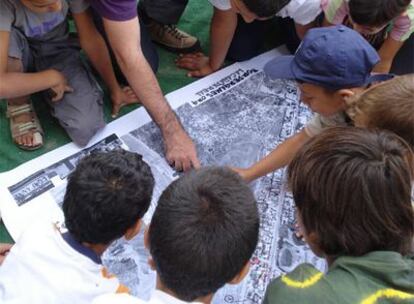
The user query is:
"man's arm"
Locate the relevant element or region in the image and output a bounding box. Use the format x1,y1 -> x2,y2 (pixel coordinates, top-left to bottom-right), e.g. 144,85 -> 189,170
233,129 -> 310,182
0,31 -> 70,99
102,17 -> 199,170
175,8 -> 238,77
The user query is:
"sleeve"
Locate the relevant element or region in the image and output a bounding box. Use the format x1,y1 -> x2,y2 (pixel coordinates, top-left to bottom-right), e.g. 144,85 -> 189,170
0,0 -> 15,32
304,113 -> 347,137
208,0 -> 232,11
263,264 -> 324,304
284,0 -> 322,25
389,4 -> 414,42
68,0 -> 90,14
89,0 -> 138,21
321,0 -> 348,24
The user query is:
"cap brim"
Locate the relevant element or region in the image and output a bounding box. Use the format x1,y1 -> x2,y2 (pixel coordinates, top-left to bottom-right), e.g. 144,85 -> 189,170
264,56 -> 296,80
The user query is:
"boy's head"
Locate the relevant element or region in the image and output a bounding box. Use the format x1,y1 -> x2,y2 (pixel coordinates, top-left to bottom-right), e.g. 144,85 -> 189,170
230,0 -> 290,22
147,167 -> 259,302
264,26 -> 389,116
63,150 -> 154,245
21,0 -> 63,13
347,74 -> 414,149
349,0 -> 411,35
288,127 -> 414,258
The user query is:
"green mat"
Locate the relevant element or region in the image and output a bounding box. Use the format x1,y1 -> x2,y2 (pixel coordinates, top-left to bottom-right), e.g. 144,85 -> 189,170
0,2 -> 213,243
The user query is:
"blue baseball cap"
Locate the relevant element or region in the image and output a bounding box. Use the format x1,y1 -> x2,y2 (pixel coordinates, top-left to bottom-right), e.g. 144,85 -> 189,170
264,25 -> 387,90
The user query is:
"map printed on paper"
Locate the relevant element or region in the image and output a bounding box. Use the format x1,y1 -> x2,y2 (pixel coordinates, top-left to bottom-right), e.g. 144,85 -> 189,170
0,49 -> 326,304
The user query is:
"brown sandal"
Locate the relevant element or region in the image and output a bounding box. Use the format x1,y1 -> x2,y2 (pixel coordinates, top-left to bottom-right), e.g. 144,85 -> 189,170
7,102 -> 44,151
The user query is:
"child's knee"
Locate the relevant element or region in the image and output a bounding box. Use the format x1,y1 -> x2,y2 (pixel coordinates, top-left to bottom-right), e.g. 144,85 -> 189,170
65,114 -> 106,146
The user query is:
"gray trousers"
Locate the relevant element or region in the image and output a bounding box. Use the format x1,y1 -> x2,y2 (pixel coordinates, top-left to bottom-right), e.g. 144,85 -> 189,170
140,0 -> 188,24
8,28 -> 105,146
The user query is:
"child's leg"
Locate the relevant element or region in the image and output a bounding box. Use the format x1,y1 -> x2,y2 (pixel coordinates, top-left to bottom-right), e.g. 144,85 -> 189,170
33,42 -> 105,146
6,30 -> 43,150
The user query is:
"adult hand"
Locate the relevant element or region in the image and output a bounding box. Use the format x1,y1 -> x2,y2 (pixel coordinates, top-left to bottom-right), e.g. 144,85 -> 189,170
50,70 -> 73,102
176,52 -> 214,78
0,243 -> 12,265
164,128 -> 200,172
111,86 -> 139,117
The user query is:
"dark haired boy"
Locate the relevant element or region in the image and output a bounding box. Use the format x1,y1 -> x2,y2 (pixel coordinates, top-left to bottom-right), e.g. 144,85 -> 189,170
233,25 -> 392,182
176,0 -> 321,77
0,150 -> 155,304
264,127 -> 414,303
93,167 -> 260,304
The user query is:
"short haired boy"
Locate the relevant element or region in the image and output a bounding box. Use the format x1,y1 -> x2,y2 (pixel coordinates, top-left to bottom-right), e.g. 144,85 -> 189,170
0,0 -> 138,149
0,150 -> 155,304
264,127 -> 414,303
233,25 -> 391,182
322,0 -> 414,74
176,0 -> 321,77
93,167 -> 260,304
347,73 -> 414,149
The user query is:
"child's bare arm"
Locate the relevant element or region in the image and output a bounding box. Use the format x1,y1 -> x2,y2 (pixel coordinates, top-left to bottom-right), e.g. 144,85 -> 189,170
374,37 -> 404,73
72,10 -> 138,117
295,21 -> 316,40
233,129 -> 310,182
0,31 -> 69,99
176,7 -> 237,77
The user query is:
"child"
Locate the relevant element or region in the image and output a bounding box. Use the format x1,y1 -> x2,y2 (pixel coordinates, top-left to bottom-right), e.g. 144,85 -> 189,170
176,0 -> 321,77
234,25 -> 390,182
346,73 -> 414,149
93,167 -> 260,304
264,127 -> 414,303
322,0 -> 414,74
0,150 -> 155,304
0,0 -> 138,150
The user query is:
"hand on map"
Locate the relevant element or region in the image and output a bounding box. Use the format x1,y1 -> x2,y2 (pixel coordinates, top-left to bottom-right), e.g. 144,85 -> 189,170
111,86 -> 139,117
231,167 -> 254,183
176,52 -> 214,78
0,243 -> 12,265
49,70 -> 73,102
164,128 -> 200,172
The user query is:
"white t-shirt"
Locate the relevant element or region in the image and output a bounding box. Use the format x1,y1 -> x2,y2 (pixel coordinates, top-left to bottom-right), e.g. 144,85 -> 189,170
208,0 -> 322,25
304,112 -> 349,137
0,220 -> 125,304
93,290 -> 204,304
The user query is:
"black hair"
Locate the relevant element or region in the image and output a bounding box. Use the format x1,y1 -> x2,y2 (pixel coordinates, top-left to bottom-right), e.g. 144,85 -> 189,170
349,0 -> 411,27
63,150 -> 154,244
288,127 -> 414,257
149,167 -> 260,301
242,0 -> 291,18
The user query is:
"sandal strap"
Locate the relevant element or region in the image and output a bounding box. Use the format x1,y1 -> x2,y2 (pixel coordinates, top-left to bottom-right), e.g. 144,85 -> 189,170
7,103 -> 33,118
11,121 -> 38,137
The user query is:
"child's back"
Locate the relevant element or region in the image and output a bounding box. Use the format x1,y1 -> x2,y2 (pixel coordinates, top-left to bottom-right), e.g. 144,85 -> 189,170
264,127 -> 414,303
0,150 -> 155,304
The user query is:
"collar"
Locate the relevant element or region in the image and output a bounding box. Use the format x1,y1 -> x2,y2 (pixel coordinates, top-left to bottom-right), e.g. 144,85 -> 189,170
153,290 -> 204,304
62,232 -> 102,264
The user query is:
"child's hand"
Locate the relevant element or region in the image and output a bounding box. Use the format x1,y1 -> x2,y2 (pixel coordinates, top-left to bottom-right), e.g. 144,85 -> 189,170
230,167 -> 254,182
0,243 -> 12,265
176,52 -> 214,78
50,71 -> 73,102
111,86 -> 139,118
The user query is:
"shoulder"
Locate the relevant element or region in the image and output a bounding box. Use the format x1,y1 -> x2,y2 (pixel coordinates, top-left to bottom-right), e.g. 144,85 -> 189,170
93,293 -> 146,304
279,0 -> 322,25
389,2 -> 414,41
67,0 -> 90,14
264,264 -> 325,304
321,0 -> 349,24
208,0 -> 231,11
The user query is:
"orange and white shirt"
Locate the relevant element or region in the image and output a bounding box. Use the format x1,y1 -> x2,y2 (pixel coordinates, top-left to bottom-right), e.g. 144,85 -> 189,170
0,220 -> 128,304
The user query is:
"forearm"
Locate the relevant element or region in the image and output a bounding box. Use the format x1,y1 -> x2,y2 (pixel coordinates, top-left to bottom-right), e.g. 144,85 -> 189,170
0,70 -> 61,99
209,8 -> 238,70
245,130 -> 310,181
80,35 -> 120,93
